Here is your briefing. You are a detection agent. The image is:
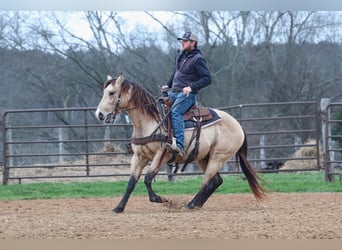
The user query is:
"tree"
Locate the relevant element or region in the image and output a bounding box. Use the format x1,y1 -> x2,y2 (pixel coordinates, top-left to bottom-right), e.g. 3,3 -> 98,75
2,10 -> 342,109
248,11 -> 342,102
29,11 -> 174,97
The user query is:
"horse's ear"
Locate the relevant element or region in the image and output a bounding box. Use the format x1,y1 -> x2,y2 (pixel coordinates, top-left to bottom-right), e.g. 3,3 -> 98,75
117,73 -> 124,85
107,75 -> 113,81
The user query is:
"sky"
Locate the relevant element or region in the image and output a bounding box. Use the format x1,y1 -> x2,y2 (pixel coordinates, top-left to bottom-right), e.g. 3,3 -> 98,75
2,0 -> 342,11
3,0 -> 342,41
65,11 -> 176,41
3,2 -> 342,52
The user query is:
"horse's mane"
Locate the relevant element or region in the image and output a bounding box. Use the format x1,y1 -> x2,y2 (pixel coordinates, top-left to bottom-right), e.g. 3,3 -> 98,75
105,78 -> 160,121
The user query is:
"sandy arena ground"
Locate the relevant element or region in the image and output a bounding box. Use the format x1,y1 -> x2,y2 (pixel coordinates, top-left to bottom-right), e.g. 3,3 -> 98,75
0,192 -> 341,239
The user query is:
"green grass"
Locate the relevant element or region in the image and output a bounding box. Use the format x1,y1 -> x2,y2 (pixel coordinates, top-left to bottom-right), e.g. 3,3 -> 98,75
0,172 -> 341,201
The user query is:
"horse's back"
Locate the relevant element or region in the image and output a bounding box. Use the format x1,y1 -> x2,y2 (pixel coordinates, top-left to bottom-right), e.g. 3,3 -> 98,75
184,108 -> 244,161
213,108 -> 244,133
213,109 -> 244,145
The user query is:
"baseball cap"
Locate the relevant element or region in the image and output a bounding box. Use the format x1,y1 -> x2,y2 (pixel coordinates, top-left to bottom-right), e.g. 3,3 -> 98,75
177,31 -> 198,42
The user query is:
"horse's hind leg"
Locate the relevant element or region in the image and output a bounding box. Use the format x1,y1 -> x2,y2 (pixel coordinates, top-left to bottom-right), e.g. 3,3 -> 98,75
186,172 -> 223,209
197,173 -> 223,206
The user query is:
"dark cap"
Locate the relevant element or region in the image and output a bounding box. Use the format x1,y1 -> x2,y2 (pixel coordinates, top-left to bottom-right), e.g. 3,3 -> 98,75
177,31 -> 198,42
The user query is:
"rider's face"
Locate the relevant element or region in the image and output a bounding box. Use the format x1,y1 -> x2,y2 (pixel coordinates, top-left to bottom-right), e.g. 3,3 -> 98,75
181,40 -> 195,51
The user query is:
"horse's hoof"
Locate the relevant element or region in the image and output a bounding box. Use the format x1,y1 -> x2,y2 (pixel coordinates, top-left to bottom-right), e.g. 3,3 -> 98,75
112,207 -> 124,213
150,195 -> 168,203
185,203 -> 195,209
184,203 -> 202,210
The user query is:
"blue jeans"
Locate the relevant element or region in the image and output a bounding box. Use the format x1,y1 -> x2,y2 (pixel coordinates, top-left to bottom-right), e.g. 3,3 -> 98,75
167,91 -> 197,149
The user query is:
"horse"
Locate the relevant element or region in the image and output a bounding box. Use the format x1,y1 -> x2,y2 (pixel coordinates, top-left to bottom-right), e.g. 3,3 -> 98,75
95,74 -> 266,213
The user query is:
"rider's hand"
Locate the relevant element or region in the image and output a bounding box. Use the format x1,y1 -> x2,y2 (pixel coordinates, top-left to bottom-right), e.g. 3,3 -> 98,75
183,86 -> 192,97
161,85 -> 169,91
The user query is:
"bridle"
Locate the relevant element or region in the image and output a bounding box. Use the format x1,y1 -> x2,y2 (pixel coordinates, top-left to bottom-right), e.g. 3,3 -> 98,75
103,84 -> 159,124
104,92 -> 121,124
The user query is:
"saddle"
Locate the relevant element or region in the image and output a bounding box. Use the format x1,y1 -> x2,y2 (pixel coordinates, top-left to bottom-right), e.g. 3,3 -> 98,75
157,96 -> 220,172
158,96 -> 213,123
183,105 -> 213,122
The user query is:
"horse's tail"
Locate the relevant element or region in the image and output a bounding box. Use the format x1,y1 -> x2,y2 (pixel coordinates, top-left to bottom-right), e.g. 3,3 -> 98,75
237,131 -> 267,202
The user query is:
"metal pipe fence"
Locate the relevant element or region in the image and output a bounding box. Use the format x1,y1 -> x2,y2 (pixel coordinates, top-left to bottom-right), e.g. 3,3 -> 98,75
321,101 -> 342,182
1,101 -> 327,185
220,101 -> 321,171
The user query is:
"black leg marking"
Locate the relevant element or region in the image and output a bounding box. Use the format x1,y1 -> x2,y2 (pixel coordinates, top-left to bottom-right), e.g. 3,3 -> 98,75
113,175 -> 137,213
144,172 -> 164,203
186,173 -> 223,209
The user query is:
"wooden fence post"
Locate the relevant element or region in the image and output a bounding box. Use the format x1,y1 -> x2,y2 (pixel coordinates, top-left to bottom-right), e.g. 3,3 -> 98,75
320,98 -> 332,181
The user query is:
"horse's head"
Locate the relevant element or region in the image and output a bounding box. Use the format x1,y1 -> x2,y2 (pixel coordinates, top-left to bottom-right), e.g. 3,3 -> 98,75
95,74 -> 129,123
95,74 -> 161,124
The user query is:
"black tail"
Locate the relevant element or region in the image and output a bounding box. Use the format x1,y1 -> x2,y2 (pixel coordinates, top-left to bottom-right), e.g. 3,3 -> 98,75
237,132 -> 267,202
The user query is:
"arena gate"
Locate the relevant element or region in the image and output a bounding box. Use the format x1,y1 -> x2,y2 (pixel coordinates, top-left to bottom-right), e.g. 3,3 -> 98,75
321,99 -> 342,182
2,100 -> 339,185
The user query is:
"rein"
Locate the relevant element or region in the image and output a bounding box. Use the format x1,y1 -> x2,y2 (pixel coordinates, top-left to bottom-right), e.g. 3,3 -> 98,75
106,95 -> 156,124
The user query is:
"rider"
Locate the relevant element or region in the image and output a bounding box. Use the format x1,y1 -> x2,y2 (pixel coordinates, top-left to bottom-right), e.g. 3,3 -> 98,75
163,31 -> 212,157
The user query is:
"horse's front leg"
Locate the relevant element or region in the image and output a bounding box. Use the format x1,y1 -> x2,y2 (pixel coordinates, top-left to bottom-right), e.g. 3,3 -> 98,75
113,175 -> 138,213
113,154 -> 149,213
144,149 -> 171,203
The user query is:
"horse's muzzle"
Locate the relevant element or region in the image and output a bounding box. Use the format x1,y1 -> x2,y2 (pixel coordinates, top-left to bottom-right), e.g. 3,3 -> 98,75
95,110 -> 104,121
95,110 -> 115,124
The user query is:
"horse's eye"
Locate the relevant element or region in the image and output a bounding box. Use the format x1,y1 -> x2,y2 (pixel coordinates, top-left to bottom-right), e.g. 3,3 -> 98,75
109,92 -> 115,96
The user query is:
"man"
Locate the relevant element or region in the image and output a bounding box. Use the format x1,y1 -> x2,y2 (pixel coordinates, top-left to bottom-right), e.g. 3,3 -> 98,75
163,31 -> 212,157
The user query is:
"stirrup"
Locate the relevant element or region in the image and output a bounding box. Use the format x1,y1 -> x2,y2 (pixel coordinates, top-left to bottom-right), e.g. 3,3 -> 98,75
164,143 -> 184,157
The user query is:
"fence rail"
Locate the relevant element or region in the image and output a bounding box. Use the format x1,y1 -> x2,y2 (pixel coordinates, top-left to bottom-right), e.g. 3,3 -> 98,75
2,100 -> 335,185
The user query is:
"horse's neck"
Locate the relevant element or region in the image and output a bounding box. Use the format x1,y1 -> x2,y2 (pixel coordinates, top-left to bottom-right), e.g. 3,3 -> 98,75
128,109 -> 161,138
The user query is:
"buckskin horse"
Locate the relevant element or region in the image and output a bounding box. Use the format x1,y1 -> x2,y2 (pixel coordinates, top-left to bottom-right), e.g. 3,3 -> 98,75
95,74 -> 266,213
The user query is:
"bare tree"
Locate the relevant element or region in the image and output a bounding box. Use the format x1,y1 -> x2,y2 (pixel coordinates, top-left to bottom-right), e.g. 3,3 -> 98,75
27,11 -> 172,97
3,11 -> 342,108
249,11 -> 342,102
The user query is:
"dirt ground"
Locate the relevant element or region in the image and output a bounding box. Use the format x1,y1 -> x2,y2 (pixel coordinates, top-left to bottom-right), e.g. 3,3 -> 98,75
0,192 -> 341,239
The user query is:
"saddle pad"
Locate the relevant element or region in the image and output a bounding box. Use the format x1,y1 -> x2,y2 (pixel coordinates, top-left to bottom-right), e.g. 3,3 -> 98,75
184,108 -> 221,130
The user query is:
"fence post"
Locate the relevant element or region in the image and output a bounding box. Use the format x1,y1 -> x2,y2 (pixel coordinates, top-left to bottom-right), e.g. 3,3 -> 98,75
2,112 -> 12,185
259,135 -> 266,169
294,136 -> 302,151
320,98 -> 333,181
84,110 -> 90,176
58,127 -> 64,163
